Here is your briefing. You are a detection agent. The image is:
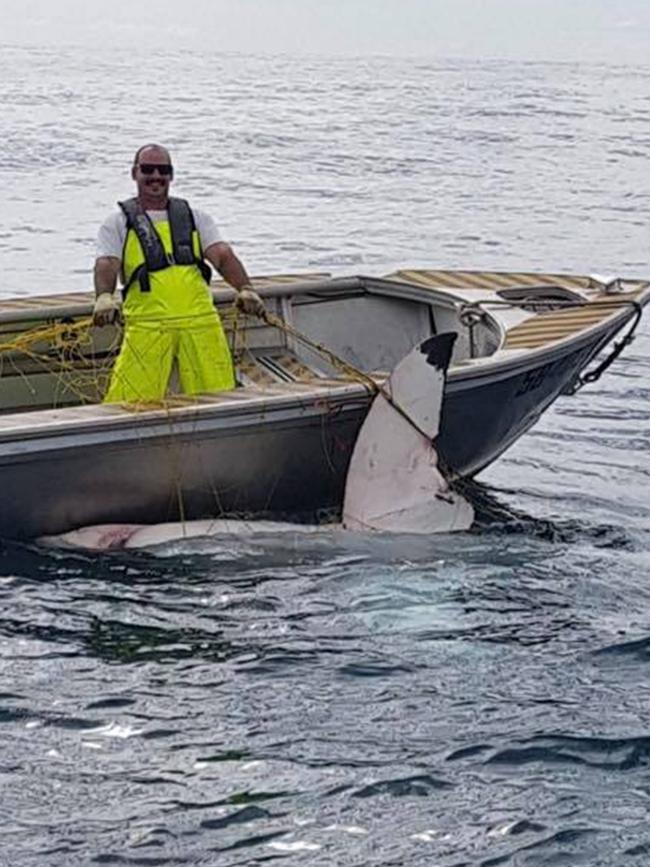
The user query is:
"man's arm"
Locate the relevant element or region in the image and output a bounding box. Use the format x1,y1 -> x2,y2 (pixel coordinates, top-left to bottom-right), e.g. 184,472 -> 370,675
94,256 -> 120,296
203,242 -> 264,315
203,242 -> 250,289
93,256 -> 121,325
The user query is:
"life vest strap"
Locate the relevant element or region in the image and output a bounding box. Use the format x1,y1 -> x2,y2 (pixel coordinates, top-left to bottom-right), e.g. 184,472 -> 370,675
123,263 -> 150,295
167,197 -> 198,267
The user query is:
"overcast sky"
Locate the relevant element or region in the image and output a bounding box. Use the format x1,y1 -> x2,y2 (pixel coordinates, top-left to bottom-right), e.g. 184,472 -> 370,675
3,0 -> 650,63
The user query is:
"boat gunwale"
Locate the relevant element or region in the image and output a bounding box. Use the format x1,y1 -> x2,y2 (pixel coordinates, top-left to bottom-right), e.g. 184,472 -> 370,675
0,277 -> 365,326
447,293 -> 648,382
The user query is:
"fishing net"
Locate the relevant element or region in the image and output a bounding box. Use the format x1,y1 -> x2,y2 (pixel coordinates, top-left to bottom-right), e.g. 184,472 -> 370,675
0,307 -> 251,411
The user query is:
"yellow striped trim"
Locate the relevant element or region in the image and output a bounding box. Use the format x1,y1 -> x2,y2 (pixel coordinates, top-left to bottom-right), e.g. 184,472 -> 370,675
386,269 -> 596,292
504,292 -> 643,349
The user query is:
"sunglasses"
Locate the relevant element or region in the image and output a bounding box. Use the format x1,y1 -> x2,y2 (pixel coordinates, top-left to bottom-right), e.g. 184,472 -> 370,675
138,163 -> 173,176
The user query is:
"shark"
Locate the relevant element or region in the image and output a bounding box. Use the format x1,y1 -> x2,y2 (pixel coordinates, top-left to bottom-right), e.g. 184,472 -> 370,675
39,334 -> 474,552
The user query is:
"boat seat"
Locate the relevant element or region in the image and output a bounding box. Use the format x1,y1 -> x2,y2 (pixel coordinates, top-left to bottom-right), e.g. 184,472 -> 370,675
386,269 -> 595,293
504,290 -> 646,349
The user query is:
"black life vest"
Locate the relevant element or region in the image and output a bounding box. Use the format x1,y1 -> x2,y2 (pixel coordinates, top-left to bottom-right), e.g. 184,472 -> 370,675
119,196 -> 212,294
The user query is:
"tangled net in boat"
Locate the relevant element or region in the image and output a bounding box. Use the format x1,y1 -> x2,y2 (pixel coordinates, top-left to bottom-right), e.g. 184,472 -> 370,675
0,316 -> 107,407
0,307 -> 252,410
0,301 -> 380,414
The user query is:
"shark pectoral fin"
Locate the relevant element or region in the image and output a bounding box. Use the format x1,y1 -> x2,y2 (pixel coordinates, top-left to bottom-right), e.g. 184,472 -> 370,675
342,333 -> 474,534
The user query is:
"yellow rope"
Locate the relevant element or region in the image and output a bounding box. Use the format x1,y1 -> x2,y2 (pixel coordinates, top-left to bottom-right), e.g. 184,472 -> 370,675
0,316 -> 93,355
0,316 -> 119,404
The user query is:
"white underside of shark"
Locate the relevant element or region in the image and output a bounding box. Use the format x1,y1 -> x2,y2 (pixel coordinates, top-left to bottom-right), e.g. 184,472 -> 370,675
342,332 -> 474,534
39,334 -> 474,552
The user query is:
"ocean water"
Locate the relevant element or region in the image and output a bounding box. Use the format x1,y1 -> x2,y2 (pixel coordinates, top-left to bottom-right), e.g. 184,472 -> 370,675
1,46 -> 650,866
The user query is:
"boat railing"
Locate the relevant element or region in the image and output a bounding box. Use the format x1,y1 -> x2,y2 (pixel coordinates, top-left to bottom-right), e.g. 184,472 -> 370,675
0,277 -> 366,326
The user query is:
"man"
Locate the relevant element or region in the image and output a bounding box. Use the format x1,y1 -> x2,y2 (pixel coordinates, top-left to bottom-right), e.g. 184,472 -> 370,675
93,143 -> 263,402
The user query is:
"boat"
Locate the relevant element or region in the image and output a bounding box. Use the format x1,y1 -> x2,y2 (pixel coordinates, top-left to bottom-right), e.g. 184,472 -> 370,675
0,268 -> 647,539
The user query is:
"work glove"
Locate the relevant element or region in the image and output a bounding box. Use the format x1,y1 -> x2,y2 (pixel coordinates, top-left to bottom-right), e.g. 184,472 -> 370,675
236,286 -> 265,316
93,292 -> 120,326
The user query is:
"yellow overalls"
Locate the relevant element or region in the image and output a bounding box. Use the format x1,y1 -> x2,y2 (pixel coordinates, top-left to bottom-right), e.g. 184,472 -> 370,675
104,218 -> 235,403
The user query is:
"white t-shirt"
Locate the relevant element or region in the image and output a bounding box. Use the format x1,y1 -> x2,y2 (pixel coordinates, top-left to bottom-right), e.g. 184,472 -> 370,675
95,206 -> 223,260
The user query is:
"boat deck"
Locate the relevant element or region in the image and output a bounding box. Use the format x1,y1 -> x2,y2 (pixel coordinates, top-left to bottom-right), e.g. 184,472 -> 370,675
386,268 -> 649,351
387,267 -> 648,295
503,292 -> 646,349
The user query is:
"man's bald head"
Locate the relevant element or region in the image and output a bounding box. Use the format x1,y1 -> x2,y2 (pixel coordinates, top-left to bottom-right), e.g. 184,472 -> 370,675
132,143 -> 172,167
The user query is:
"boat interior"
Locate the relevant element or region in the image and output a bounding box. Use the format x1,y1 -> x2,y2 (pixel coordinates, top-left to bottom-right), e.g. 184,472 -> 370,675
0,269 -> 646,416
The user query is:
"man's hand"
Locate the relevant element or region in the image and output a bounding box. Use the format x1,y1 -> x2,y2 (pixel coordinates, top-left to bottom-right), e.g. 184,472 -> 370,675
236,286 -> 265,316
93,292 -> 120,326
93,257 -> 121,325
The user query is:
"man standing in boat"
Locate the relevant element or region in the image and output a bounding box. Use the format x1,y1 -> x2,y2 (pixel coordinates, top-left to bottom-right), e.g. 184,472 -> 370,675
93,143 -> 263,402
